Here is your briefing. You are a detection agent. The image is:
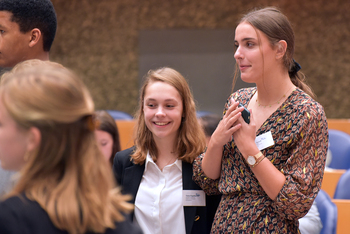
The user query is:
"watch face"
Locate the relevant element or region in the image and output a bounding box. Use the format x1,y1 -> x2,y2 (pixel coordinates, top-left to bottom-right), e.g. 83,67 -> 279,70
247,156 -> 256,165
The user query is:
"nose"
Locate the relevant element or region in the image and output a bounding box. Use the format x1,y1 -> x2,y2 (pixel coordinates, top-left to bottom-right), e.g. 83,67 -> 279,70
155,106 -> 166,117
234,46 -> 243,61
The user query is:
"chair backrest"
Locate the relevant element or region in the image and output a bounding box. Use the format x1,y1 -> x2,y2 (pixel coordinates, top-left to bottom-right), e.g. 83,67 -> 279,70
315,189 -> 338,234
106,110 -> 133,120
327,129 -> 350,169
333,168 -> 350,199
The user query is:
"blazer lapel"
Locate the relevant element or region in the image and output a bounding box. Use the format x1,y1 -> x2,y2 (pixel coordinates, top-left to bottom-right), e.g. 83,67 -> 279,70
123,163 -> 145,204
182,162 -> 198,234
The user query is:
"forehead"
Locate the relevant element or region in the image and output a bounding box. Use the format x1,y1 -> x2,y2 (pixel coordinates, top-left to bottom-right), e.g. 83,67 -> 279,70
234,22 -> 259,41
144,81 -> 181,101
0,11 -> 16,27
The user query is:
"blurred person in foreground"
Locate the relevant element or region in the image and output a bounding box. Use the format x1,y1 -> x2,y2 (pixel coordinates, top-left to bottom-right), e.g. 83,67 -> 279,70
0,60 -> 142,234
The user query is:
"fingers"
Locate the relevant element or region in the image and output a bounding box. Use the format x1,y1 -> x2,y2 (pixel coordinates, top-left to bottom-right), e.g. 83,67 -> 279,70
225,98 -> 242,118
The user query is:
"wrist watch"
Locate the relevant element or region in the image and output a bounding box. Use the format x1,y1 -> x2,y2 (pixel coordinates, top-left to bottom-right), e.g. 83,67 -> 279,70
246,152 -> 264,167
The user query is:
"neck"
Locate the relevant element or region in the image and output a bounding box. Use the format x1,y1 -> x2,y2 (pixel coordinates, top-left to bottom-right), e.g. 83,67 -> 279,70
26,50 -> 50,62
33,52 -> 50,61
154,136 -> 177,156
255,71 -> 294,106
154,137 -> 178,170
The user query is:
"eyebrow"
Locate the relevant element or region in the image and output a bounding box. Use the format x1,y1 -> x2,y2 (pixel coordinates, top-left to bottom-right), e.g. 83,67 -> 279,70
234,37 -> 256,43
145,98 -> 178,102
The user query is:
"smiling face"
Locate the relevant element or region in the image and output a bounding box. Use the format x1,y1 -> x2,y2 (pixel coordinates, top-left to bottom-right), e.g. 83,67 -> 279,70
0,97 -> 30,171
143,81 -> 183,143
234,22 -> 278,83
0,11 -> 32,68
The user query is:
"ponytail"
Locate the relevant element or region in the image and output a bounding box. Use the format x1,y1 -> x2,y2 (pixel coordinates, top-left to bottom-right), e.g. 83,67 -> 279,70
289,60 -> 315,99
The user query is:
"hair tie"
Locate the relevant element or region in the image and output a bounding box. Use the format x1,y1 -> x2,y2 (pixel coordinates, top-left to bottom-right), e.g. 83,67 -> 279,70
85,114 -> 97,131
289,59 -> 301,77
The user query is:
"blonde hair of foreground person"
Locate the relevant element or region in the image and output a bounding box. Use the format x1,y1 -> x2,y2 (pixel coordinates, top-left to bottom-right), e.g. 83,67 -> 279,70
131,67 -> 206,164
0,61 -> 133,234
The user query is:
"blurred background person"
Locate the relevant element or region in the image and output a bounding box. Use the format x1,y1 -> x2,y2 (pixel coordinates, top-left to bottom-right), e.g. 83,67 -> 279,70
95,110 -> 121,165
197,113 -> 221,146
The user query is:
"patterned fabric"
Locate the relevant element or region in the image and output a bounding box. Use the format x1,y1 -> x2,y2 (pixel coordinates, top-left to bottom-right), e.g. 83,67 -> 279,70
193,87 -> 328,234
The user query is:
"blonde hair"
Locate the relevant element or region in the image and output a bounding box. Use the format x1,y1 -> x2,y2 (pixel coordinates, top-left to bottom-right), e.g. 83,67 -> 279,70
131,67 -> 206,164
0,60 -> 133,234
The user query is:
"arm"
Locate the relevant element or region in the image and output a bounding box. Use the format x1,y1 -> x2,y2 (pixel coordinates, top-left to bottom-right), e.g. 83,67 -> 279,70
236,102 -> 327,219
272,105 -> 328,219
231,94 -> 328,218
232,110 -> 286,200
201,99 -> 244,179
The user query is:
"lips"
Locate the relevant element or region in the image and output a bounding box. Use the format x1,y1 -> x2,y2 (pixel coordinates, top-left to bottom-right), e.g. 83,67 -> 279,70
154,122 -> 169,126
239,64 -> 251,71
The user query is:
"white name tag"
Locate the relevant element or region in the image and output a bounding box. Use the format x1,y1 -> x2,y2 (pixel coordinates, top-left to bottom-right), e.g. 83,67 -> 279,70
255,131 -> 274,151
183,190 -> 206,206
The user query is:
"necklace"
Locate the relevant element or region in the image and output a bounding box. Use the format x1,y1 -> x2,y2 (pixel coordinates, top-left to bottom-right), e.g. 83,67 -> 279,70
256,86 -> 295,108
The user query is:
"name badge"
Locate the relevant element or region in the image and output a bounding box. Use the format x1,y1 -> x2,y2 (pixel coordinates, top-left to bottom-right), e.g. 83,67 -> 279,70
183,190 -> 206,206
255,131 -> 274,151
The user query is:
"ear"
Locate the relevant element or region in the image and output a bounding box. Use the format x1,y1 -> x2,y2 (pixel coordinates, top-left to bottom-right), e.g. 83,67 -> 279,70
275,40 -> 287,60
29,28 -> 42,48
26,127 -> 41,152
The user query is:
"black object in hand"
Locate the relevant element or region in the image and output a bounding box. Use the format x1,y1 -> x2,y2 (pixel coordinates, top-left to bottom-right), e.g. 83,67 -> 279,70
238,103 -> 250,124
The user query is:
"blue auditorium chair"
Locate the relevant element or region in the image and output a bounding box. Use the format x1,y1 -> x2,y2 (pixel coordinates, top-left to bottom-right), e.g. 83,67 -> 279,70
327,129 -> 350,170
315,189 -> 338,234
106,110 -> 133,120
333,168 -> 350,199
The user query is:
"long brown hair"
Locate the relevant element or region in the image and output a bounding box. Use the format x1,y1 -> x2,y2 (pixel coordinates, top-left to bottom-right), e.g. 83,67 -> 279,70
0,61 -> 133,234
131,67 -> 206,164
233,7 -> 315,98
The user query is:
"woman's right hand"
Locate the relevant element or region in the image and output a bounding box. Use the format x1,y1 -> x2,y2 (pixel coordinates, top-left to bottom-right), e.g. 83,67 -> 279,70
210,99 -> 244,148
201,99 -> 244,179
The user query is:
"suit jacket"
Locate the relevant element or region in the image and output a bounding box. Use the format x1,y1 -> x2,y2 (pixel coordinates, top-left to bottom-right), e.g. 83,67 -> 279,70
0,194 -> 143,234
113,147 -> 221,234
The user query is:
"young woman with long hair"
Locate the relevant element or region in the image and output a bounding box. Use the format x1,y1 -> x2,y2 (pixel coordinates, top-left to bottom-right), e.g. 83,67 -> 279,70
193,7 -> 328,233
0,60 -> 142,234
113,67 -> 220,234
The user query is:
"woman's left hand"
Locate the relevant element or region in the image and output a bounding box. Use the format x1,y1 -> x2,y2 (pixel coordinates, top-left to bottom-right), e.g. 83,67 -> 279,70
232,108 -> 258,157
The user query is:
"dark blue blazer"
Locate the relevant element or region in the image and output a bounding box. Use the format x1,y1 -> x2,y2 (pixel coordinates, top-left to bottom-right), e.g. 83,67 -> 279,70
113,147 -> 221,234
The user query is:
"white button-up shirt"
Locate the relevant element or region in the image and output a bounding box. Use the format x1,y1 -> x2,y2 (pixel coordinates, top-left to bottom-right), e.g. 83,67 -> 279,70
134,153 -> 185,234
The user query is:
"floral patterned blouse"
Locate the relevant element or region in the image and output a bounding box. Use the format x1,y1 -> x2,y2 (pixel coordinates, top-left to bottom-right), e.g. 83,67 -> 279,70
193,87 -> 328,233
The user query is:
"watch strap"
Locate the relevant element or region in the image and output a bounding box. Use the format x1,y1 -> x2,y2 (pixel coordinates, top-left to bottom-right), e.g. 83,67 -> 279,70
251,152 -> 264,168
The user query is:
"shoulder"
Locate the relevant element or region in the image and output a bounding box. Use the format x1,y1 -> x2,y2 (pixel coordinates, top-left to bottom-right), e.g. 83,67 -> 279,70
114,147 -> 135,166
0,195 -> 40,233
286,89 -> 327,134
0,195 -> 31,214
289,89 -> 326,119
113,147 -> 138,183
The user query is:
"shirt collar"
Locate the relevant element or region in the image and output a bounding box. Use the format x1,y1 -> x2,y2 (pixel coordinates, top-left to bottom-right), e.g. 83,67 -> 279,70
145,151 -> 182,172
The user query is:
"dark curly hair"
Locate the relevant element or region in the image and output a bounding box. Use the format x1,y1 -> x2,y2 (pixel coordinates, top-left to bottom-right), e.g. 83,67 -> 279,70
0,0 -> 57,51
